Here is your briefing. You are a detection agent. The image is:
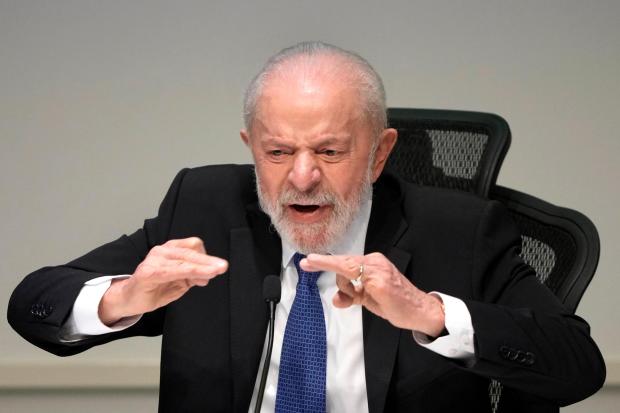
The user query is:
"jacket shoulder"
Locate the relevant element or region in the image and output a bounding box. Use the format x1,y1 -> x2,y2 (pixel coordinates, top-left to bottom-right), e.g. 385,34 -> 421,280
174,164 -> 257,204
156,164 -> 258,233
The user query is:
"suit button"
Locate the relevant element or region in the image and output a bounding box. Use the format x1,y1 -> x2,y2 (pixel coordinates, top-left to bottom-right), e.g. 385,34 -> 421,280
525,352 -> 535,365
30,303 -> 53,319
499,345 -> 510,359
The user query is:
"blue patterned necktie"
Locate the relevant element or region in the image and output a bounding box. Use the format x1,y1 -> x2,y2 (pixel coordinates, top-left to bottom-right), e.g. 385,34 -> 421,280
275,252 -> 327,413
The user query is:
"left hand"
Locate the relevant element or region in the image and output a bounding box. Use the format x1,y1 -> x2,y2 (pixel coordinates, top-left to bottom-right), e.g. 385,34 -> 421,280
302,253 -> 445,337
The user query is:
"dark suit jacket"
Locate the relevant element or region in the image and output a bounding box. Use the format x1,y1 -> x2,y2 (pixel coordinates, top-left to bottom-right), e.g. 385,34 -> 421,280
8,164 -> 605,412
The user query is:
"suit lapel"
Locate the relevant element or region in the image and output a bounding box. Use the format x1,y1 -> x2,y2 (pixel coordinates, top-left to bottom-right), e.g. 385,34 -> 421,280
363,175 -> 411,413
229,204 -> 281,412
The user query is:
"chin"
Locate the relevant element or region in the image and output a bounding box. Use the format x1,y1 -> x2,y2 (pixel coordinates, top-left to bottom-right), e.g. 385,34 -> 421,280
283,221 -> 336,255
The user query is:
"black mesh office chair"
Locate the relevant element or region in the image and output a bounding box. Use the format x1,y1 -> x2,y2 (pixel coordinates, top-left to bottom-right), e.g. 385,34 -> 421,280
386,108 -> 511,197
386,108 -> 600,412
486,186 -> 601,412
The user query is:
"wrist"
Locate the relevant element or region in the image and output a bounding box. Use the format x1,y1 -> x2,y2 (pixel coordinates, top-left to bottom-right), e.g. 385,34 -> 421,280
423,294 -> 446,337
98,278 -> 130,326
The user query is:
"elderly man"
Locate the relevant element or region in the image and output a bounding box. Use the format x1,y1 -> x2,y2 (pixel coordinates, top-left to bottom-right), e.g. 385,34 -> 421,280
8,42 -> 604,412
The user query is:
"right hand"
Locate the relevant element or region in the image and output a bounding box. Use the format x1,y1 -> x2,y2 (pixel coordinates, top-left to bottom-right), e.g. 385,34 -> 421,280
99,237 -> 228,326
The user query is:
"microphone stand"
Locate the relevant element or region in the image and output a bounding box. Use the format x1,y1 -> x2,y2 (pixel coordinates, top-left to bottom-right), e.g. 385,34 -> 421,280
254,300 -> 276,413
255,275 -> 280,413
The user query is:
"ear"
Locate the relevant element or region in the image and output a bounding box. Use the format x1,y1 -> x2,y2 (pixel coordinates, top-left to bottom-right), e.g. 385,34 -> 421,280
240,129 -> 250,146
371,128 -> 398,182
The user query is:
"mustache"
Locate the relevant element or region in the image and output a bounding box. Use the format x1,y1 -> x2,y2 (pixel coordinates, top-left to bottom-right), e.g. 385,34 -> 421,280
277,188 -> 338,205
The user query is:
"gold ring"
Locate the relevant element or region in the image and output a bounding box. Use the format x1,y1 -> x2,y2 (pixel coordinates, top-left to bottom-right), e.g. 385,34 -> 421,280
355,263 -> 364,283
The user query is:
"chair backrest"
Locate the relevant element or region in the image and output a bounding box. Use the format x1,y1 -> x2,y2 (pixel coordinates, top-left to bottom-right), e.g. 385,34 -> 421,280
386,108 -> 511,197
491,185 -> 600,312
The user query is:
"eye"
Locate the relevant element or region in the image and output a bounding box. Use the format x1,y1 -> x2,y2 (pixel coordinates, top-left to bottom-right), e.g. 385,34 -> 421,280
266,148 -> 291,161
321,149 -> 338,157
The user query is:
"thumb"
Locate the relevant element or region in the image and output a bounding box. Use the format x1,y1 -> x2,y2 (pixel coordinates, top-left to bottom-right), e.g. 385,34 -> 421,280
333,291 -> 354,308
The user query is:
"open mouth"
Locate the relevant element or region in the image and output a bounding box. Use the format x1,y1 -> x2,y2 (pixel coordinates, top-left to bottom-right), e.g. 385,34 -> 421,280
291,204 -> 320,213
286,203 -> 330,223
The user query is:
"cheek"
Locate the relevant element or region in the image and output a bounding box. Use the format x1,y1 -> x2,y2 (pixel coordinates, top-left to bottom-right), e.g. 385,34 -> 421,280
321,172 -> 354,201
325,161 -> 369,196
256,163 -> 285,196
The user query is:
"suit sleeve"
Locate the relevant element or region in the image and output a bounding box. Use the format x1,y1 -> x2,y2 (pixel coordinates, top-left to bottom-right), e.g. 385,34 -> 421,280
7,168 -> 190,357
463,200 -> 605,405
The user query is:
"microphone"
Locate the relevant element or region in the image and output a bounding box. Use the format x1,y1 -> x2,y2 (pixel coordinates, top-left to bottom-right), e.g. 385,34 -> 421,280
254,275 -> 281,413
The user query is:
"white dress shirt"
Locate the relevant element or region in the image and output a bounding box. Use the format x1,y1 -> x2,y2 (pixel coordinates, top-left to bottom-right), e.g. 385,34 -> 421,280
61,198 -> 475,412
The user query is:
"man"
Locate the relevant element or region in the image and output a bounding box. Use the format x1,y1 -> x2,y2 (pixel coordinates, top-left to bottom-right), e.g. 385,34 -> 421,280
8,42 -> 605,412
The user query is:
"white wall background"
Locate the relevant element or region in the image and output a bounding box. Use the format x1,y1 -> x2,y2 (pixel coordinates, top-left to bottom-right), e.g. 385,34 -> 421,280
1,0 -> 618,411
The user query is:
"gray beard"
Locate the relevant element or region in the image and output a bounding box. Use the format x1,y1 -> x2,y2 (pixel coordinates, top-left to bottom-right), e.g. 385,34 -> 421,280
254,168 -> 373,255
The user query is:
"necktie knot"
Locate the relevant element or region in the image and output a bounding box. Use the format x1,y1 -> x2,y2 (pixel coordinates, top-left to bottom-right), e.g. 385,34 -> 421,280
293,253 -> 322,286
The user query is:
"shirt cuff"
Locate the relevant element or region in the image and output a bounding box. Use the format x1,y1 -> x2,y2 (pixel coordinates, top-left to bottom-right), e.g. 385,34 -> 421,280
412,292 -> 475,361
59,275 -> 142,342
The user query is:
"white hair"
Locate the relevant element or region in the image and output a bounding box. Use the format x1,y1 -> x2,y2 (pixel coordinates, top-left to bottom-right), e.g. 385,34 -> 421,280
243,41 -> 387,136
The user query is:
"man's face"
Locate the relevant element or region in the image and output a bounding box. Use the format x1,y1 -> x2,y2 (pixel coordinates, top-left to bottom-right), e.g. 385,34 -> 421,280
241,73 -> 396,253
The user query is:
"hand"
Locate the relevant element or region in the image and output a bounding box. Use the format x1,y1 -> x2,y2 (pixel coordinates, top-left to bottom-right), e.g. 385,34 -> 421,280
99,237 -> 228,326
302,253 -> 445,337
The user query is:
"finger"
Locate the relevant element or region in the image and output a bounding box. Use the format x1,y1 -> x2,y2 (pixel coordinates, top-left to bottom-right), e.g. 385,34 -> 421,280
164,237 -> 206,254
189,279 -> 209,288
333,290 -> 354,308
169,261 -> 228,280
156,246 -> 227,267
139,260 -> 228,284
304,254 -> 363,280
335,274 -> 357,297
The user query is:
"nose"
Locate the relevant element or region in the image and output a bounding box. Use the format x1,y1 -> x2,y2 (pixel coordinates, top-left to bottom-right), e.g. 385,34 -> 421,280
288,151 -> 321,192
